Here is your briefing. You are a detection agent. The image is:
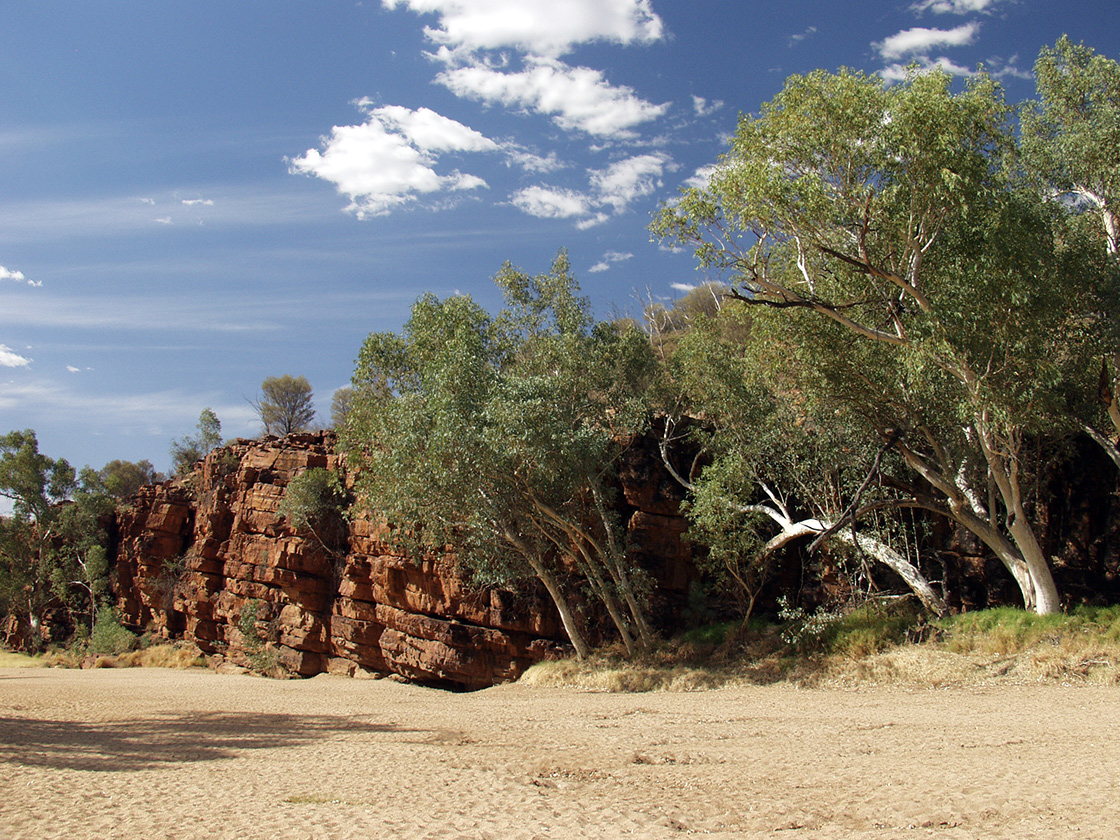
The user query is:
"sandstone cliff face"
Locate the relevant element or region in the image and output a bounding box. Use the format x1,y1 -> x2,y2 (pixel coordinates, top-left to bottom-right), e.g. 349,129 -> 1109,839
112,432 -> 692,689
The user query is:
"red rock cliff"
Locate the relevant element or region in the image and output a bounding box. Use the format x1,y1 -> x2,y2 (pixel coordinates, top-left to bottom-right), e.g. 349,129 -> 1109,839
112,432 -> 692,689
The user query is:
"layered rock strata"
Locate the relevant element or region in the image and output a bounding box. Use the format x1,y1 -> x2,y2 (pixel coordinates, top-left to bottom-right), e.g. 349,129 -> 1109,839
112,432 -> 691,689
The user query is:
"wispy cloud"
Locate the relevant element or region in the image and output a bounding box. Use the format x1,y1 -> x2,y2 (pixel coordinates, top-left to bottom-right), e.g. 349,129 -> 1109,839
181,198 -> 214,206
692,95 -> 723,116
789,26 -> 818,46
588,250 -> 633,273
910,0 -> 1001,14
0,343 -> 31,367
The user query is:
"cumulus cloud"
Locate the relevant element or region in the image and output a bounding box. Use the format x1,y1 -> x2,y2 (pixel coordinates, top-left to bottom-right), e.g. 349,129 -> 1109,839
877,22 -> 979,60
1,265 -> 27,282
289,102 -> 498,218
513,152 -> 668,226
382,0 -> 663,58
0,344 -> 31,368
590,153 -> 668,213
437,57 -> 668,139
588,250 -> 633,273
385,0 -> 669,141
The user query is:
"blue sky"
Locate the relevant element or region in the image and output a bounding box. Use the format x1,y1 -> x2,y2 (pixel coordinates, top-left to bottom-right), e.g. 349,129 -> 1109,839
1,0 -> 1117,482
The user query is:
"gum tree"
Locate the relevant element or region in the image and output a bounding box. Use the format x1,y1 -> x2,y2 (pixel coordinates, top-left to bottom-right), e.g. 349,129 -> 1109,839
656,309 -> 947,619
343,252 -> 657,658
255,375 -> 316,437
0,430 -> 113,643
653,67 -> 1083,614
1022,37 -> 1120,464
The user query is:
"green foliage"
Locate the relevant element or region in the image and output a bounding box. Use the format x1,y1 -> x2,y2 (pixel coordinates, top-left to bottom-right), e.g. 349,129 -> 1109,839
82,459 -> 162,501
650,60 -> 1120,614
343,250 -> 658,657
279,467 -> 346,533
89,606 -> 137,655
256,375 -> 316,436
171,408 -> 223,476
1,430 -> 115,644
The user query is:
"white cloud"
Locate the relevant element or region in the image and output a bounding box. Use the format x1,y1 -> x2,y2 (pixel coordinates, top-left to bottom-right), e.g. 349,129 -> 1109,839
692,95 -> 724,116
670,282 -> 697,293
588,250 -> 633,273
1,265 -> 26,282
289,103 -> 498,218
684,164 -> 718,190
513,152 -> 668,225
911,0 -> 999,13
181,198 -> 215,206
66,365 -> 81,373
437,58 -> 668,138
877,23 -> 979,60
880,55 -> 975,82
154,217 -> 172,224
138,197 -> 156,205
505,147 -> 564,173
382,0 -> 664,58
511,185 -> 591,218
0,344 -> 31,367
590,153 -> 668,213
789,26 -> 817,46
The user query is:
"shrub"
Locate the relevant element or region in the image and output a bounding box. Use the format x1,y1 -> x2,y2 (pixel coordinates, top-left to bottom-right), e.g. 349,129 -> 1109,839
89,607 -> 137,655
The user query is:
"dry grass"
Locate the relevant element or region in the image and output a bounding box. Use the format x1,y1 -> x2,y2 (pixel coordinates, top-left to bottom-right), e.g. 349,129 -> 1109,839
521,606 -> 1120,692
24,642 -> 207,671
0,650 -> 41,668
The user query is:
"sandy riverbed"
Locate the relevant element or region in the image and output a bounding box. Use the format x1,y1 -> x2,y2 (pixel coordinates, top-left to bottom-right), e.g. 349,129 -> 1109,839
1,666 -> 1117,839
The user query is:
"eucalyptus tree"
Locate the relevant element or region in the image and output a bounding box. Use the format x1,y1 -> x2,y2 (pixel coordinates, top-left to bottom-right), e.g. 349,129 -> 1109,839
1022,37 -> 1120,464
255,375 -> 316,436
0,430 -> 113,643
653,67 -> 1084,614
171,408 -> 223,476
656,308 -> 946,619
343,251 -> 657,658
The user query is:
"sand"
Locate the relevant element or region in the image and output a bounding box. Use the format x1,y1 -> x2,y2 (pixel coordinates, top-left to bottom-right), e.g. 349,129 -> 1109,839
1,667 -> 1118,839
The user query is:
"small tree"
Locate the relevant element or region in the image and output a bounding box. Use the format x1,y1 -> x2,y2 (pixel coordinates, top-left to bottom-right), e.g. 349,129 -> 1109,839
255,375 -> 316,436
86,459 -> 162,501
330,387 -> 354,430
170,408 -> 223,476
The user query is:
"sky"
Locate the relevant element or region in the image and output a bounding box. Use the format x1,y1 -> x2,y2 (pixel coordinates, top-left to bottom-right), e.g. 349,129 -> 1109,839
1,0 -> 1117,484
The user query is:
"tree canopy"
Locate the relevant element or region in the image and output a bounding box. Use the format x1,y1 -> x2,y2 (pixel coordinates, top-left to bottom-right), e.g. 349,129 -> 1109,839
255,375 -> 316,437
343,251 -> 658,657
652,51 -> 1117,615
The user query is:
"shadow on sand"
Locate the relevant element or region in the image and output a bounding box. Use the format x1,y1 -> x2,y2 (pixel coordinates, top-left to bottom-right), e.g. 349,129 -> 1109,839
0,710 -> 420,772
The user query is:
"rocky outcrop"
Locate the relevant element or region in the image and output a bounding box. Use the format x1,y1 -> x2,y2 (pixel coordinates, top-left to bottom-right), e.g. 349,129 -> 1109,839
111,432 -> 693,689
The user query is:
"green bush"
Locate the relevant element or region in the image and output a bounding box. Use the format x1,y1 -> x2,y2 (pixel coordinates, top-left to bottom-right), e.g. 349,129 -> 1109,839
89,607 -> 137,655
